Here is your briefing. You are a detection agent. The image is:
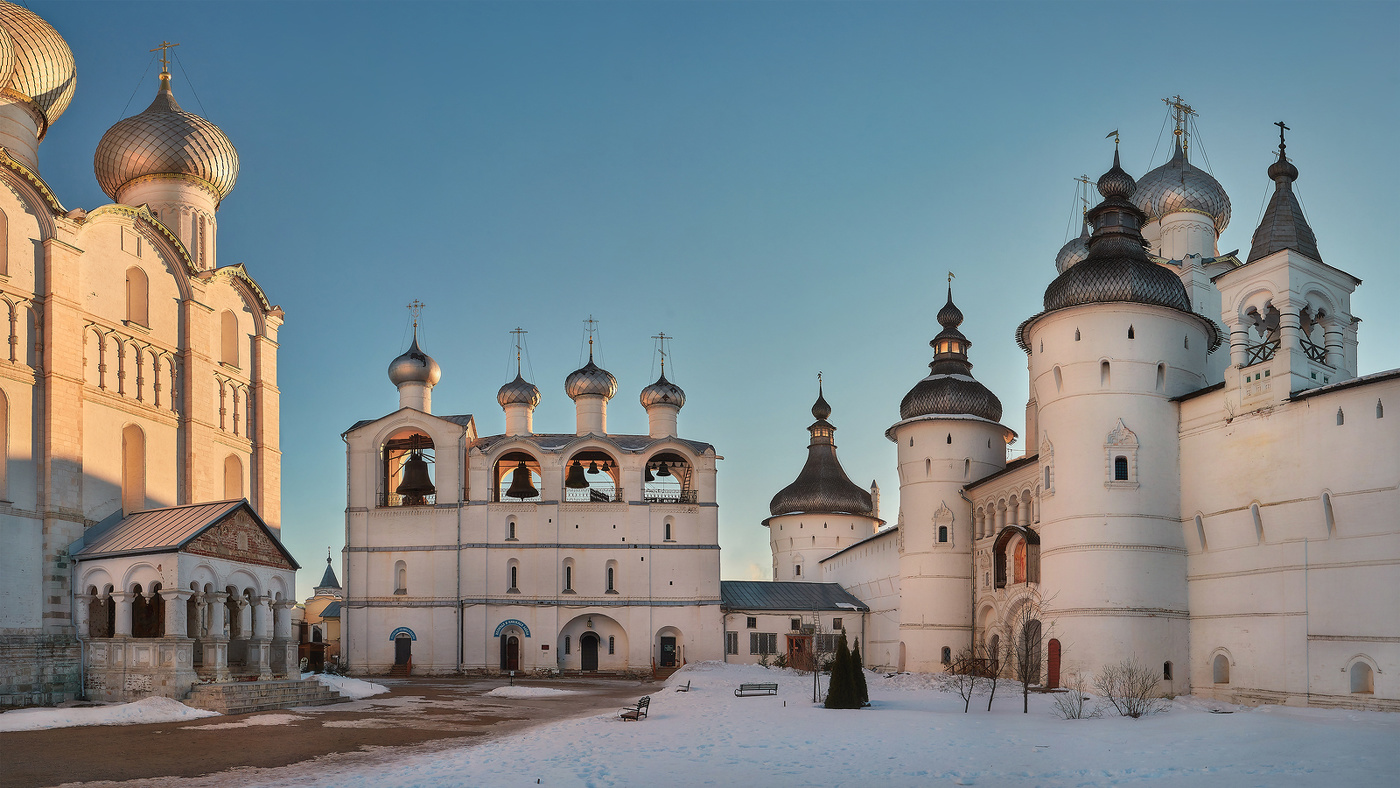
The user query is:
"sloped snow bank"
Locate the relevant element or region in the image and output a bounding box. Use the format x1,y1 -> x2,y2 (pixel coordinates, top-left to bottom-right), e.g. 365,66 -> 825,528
0,696 -> 218,732
305,674 -> 389,700
482,686 -> 578,699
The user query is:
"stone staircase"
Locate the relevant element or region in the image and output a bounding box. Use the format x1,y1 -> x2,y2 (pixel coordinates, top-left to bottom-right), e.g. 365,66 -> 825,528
184,678 -> 351,715
653,666 -> 680,681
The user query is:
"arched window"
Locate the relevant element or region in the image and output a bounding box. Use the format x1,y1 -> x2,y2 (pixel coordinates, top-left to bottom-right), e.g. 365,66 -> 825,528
1127,325 -> 1135,339
126,267 -> 149,327
1014,540 -> 1027,583
494,451 -> 541,502
224,454 -> 243,500
664,519 -> 674,541
609,636 -> 616,655
1336,408 -> 1344,426
1163,661 -> 1173,681
564,636 -> 571,655
643,451 -> 694,503
384,430 -> 435,507
395,560 -> 407,594
1351,662 -> 1374,694
506,518 -> 517,540
925,458 -> 931,477
1213,654 -> 1230,684
508,562 -> 520,592
1053,366 -> 1063,393
563,563 -> 573,592
938,525 -> 948,543
121,424 -> 145,513
1156,363 -> 1166,392
606,565 -> 616,592
566,448 -> 622,502
1378,400 -> 1385,419
1252,503 -> 1264,544
794,563 -> 802,577
941,646 -> 951,665
1195,514 -> 1208,551
1114,456 -> 1129,481
1074,328 -> 1080,341
1322,493 -> 1336,535
220,310 -> 239,367
1100,361 -> 1111,388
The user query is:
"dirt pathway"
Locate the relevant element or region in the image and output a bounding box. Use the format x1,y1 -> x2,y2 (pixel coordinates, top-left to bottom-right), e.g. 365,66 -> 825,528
1,676 -> 657,788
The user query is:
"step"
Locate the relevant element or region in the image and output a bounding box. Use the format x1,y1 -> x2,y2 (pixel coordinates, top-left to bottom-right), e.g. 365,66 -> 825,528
183,678 -> 353,715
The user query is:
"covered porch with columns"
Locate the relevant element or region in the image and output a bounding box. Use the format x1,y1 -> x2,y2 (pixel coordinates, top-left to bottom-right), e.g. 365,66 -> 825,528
70,500 -> 301,703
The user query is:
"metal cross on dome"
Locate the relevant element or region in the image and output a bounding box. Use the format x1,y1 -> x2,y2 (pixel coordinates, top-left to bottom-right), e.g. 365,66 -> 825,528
150,41 -> 179,74
652,331 -> 671,373
407,299 -> 425,330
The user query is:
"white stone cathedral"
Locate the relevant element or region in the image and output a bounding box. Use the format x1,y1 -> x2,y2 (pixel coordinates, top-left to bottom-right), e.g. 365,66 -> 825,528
0,3 -> 296,707
755,124 -> 1398,711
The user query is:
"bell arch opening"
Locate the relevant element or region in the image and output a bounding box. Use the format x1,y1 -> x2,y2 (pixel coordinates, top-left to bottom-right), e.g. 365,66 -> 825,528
644,451 -> 695,503
495,451 -> 542,502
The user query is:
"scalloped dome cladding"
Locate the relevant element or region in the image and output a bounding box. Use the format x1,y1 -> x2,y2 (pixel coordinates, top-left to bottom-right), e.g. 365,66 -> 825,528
1133,142 -> 1231,233
1043,255 -> 1191,313
497,373 -> 541,408
93,78 -> 239,201
0,4 -> 76,128
899,373 -> 1003,423
1055,234 -> 1090,273
565,359 -> 617,400
769,461 -> 874,518
0,28 -> 16,96
387,337 -> 441,387
639,372 -> 685,408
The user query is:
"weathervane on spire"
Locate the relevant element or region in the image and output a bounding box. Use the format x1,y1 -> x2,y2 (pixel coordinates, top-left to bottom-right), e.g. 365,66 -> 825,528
150,41 -> 179,75
1106,129 -> 1120,148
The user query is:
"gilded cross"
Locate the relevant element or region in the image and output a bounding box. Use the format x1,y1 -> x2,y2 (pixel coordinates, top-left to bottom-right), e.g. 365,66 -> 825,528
406,299 -> 425,329
1275,121 -> 1290,151
150,41 -> 179,74
651,331 -> 670,372
510,327 -> 527,370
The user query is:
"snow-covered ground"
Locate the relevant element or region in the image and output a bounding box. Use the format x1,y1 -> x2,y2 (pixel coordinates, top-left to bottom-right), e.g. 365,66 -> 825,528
303,673 -> 390,700
233,661 -> 1399,787
482,686 -> 578,698
0,696 -> 217,732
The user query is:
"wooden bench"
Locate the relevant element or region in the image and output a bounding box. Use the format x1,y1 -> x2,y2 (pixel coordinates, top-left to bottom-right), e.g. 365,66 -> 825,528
620,695 -> 650,721
735,682 -> 778,697
675,680 -> 691,692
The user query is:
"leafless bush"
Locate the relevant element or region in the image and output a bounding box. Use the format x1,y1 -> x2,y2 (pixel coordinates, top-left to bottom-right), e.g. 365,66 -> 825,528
1093,659 -> 1169,718
945,648 -> 983,713
1050,671 -> 1100,720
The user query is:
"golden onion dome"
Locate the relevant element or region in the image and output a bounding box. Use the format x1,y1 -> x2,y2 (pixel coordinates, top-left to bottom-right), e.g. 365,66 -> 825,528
93,72 -> 238,203
0,3 -> 76,136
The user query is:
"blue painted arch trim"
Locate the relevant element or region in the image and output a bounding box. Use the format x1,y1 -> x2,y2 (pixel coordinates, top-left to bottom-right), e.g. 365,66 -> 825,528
389,626 -> 417,641
494,619 -> 531,638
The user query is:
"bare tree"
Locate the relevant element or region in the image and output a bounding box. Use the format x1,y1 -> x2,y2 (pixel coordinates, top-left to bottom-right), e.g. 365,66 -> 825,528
1008,587 -> 1058,713
981,638 -> 1009,711
1050,670 -> 1100,720
1094,658 -> 1169,718
944,647 -> 983,713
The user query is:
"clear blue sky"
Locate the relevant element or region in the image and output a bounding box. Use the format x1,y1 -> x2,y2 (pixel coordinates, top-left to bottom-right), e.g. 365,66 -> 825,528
30,1 -> 1399,601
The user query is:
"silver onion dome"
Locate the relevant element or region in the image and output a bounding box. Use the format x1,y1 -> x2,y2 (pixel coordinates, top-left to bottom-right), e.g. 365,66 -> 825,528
769,384 -> 874,518
497,372 -> 541,408
565,352 -> 617,400
1133,138 -> 1231,233
899,286 -> 1003,423
0,4 -> 76,134
387,333 -> 441,387
94,71 -> 238,203
639,369 -> 685,409
1055,220 -> 1091,273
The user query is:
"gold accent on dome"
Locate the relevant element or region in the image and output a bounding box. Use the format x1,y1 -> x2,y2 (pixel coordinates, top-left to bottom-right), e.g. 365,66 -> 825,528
0,3 -> 77,135
0,145 -> 65,214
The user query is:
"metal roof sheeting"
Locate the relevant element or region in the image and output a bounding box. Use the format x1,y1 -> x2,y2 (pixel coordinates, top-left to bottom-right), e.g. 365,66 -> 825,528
720,581 -> 868,612
74,499 -> 298,568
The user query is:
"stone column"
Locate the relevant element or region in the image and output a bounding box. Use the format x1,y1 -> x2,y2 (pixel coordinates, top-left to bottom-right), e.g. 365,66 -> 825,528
1224,315 -> 1248,368
251,596 -> 274,680
233,597 -> 252,640
1323,321 -> 1345,370
111,592 -> 133,637
270,600 -> 298,678
203,592 -> 231,682
1274,296 -> 1301,353
160,589 -> 193,638
1017,494 -> 1031,527
75,594 -> 94,639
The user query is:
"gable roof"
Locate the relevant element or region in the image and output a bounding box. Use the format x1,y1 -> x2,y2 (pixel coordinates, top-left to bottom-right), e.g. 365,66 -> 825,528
320,601 -> 341,618
73,499 -> 299,568
720,581 -> 868,612
343,410 -> 474,437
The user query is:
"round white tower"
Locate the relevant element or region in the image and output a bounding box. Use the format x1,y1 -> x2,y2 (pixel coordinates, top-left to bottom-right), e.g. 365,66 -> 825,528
888,287 -> 1013,672
1018,149 -> 1219,683
0,5 -> 76,172
387,326 -> 441,413
765,381 -> 879,582
94,53 -> 238,271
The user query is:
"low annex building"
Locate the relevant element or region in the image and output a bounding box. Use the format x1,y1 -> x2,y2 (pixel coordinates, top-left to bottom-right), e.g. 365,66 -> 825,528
341,332 -> 722,677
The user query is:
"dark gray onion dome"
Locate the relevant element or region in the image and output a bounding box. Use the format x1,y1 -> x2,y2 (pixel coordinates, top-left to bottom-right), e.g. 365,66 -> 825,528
899,286 -> 1003,423
497,372 -> 541,408
1055,220 -> 1091,273
565,349 -> 618,400
639,368 -> 686,409
769,383 -> 874,518
1133,138 -> 1231,233
1247,135 -> 1320,263
1041,149 -> 1192,314
387,332 -> 441,387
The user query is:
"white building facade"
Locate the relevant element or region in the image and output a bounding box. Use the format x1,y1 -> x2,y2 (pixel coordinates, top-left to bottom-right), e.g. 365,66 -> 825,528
767,122 -> 1398,711
342,339 -> 723,677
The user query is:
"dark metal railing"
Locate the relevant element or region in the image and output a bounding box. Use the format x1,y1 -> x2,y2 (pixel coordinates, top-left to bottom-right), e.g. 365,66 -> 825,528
493,489 -> 541,503
564,486 -> 623,503
643,488 -> 699,504
1300,339 -> 1328,364
379,493 -> 436,508
1243,340 -> 1278,366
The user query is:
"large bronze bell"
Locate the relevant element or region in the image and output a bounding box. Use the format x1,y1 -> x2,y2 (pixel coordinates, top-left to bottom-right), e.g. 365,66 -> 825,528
504,462 -> 538,499
565,461 -> 590,489
656,462 -> 672,478
396,450 -> 436,498
644,466 -> 655,482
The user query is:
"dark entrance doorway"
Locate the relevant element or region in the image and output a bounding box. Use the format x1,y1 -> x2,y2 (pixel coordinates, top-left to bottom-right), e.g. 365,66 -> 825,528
660,636 -> 677,667
1047,638 -> 1061,689
394,635 -> 412,665
581,633 -> 599,671
507,636 -> 520,671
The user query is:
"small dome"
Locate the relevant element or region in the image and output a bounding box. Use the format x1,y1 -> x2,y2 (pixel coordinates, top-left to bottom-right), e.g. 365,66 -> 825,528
565,354 -> 617,400
768,387 -> 873,519
497,372 -> 541,408
811,384 -> 831,420
1133,139 -> 1231,233
94,72 -> 239,203
1055,221 -> 1091,273
1097,149 -> 1136,199
1043,254 -> 1191,313
0,4 -> 76,134
640,370 -> 685,409
388,334 -> 441,388
900,375 -> 1003,423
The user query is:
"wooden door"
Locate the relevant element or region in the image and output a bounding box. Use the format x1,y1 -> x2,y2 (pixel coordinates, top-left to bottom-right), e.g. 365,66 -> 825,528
507,636 -> 520,671
394,635 -> 412,665
1047,639 -> 1061,689
581,634 -> 599,671
660,636 -> 677,667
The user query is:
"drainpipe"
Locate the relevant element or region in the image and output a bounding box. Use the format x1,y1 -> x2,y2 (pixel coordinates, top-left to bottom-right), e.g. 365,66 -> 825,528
1304,538 -> 1310,703
70,559 -> 86,700
457,430 -> 465,673
960,489 -> 977,655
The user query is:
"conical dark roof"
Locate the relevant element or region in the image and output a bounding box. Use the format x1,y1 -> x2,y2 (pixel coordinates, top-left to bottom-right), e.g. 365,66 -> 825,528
769,384 -> 873,518
1247,141 -> 1320,263
899,286 -> 1002,423
316,555 -> 341,591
